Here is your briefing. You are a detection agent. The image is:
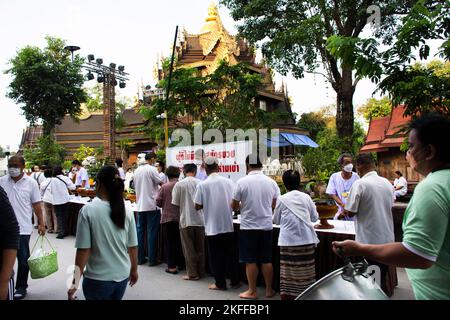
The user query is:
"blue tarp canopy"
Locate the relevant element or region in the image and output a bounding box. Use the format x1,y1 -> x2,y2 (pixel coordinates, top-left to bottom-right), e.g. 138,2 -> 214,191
266,133 -> 319,148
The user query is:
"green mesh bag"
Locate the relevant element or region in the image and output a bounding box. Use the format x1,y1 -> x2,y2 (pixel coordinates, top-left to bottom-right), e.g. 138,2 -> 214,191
27,235 -> 58,279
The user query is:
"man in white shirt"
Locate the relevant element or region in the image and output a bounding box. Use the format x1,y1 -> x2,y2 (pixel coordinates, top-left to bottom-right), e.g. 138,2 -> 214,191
133,152 -> 163,266
31,165 -> 46,228
72,160 -> 90,189
343,153 -> 395,296
51,166 -> 76,239
172,163 -> 205,280
0,156 -> 45,300
194,149 -> 207,181
232,155 -> 280,299
393,170 -> 408,199
326,153 -> 360,220
115,158 -> 126,181
194,157 -> 240,290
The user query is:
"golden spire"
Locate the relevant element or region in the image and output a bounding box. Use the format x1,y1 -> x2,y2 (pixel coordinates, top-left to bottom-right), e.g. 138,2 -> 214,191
206,2 -> 219,22
200,2 -> 223,34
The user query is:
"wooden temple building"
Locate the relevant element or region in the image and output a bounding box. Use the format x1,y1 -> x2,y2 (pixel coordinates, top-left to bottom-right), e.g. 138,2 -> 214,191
359,105 -> 421,183
19,3 -> 309,165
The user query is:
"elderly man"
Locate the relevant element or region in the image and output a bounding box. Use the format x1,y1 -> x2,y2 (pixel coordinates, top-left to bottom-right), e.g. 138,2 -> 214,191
232,155 -> 280,299
334,114 -> 450,300
0,156 -> 45,300
194,157 -> 240,290
342,153 -> 395,296
133,152 -> 163,266
326,153 -> 360,220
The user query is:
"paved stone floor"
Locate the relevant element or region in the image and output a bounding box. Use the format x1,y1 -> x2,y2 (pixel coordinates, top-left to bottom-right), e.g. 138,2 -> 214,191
16,232 -> 414,300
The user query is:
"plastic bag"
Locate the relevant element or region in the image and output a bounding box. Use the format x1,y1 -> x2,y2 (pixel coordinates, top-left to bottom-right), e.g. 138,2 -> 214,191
28,235 -> 58,279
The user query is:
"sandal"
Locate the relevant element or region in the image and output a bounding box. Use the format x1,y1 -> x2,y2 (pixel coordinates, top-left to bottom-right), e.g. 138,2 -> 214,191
182,275 -> 200,281
165,268 -> 178,275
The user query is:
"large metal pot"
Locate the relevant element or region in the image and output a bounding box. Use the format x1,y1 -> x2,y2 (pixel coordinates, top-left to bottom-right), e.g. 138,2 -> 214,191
296,260 -> 389,300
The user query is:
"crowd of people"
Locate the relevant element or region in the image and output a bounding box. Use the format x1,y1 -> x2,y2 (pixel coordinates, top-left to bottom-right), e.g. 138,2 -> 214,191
0,113 -> 449,301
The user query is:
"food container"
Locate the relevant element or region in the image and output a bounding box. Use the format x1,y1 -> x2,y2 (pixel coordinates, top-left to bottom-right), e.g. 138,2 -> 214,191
296,260 -> 389,300
314,199 -> 337,229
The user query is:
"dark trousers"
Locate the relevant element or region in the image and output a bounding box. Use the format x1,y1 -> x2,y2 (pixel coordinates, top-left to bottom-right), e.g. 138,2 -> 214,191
54,203 -> 69,237
82,277 -> 128,300
136,210 -> 160,264
16,235 -> 31,290
206,232 -> 240,289
162,221 -> 185,269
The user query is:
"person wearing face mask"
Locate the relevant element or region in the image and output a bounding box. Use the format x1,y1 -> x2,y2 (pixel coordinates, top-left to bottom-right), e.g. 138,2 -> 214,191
0,156 -> 45,300
333,113 -> 450,300
325,153 -> 360,220
340,153 -> 396,296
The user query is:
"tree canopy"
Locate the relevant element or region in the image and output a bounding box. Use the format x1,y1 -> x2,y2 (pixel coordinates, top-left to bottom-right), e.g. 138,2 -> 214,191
5,36 -> 87,136
221,0 -> 448,141
357,96 -> 392,121
23,135 -> 66,167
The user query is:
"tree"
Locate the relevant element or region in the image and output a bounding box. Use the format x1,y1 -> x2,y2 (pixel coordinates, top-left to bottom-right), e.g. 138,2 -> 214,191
5,36 -> 87,136
141,60 -> 288,144
221,0 -> 450,141
357,96 -> 392,121
23,135 -> 66,167
72,144 -> 96,162
297,111 -> 328,141
0,146 -> 5,158
221,0 -> 419,140
379,60 -> 450,117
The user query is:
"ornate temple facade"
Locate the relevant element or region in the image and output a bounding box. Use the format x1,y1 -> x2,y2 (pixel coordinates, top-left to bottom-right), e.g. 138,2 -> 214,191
20,3 -> 309,165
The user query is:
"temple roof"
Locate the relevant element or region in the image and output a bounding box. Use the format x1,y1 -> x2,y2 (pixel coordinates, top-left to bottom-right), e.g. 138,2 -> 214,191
360,105 -> 411,153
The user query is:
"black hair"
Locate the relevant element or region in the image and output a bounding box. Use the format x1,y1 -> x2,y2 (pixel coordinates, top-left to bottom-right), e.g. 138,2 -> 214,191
72,160 -> 81,166
166,166 -> 180,179
338,153 -> 353,166
395,171 -> 402,176
410,113 -> 450,163
183,163 -> 197,174
39,165 -> 47,170
158,160 -> 165,171
115,158 -> 123,167
356,153 -> 375,167
52,166 -> 64,177
96,166 -> 126,229
282,170 -> 301,191
145,152 -> 156,160
245,154 -> 262,168
9,155 -> 25,166
44,168 -> 53,178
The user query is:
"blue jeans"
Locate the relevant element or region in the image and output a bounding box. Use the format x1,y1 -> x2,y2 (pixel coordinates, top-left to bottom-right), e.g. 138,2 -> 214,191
82,277 -> 128,300
16,235 -> 30,290
136,210 -> 161,264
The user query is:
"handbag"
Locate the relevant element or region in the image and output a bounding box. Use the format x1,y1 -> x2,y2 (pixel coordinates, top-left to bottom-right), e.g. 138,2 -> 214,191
27,235 -> 59,279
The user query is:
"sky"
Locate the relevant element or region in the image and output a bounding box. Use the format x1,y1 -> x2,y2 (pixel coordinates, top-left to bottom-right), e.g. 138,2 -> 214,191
0,0 -> 442,152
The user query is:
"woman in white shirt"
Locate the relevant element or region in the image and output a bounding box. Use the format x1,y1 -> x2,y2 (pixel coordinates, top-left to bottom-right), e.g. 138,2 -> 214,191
273,170 -> 319,300
52,166 -> 76,239
393,170 -> 408,199
40,168 -> 57,233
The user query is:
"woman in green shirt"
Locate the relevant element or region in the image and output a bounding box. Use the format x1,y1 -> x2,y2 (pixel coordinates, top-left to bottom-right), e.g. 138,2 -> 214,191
333,113 -> 450,300
68,166 -> 138,300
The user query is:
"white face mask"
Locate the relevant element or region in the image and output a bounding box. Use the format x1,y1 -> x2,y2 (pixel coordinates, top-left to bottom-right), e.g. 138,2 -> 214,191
343,163 -> 354,173
8,168 -> 22,178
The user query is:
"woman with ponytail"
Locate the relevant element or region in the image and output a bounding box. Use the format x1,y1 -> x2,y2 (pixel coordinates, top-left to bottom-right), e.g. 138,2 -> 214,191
68,166 -> 138,300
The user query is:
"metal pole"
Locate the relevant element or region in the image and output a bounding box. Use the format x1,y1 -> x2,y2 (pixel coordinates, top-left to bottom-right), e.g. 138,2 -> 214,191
164,25 -> 179,148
